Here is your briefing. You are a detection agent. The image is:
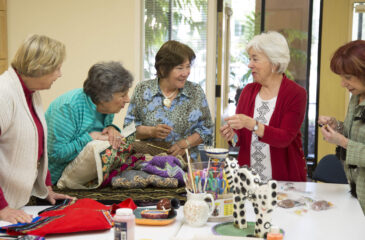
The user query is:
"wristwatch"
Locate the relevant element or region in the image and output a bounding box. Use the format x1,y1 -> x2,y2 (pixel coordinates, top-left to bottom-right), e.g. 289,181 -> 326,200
253,120 -> 259,132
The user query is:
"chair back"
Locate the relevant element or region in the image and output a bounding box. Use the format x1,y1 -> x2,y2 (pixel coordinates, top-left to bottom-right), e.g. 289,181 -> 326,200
312,154 -> 348,184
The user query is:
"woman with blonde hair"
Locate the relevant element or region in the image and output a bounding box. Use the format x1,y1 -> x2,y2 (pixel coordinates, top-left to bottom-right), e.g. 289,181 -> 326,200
0,34 -> 73,224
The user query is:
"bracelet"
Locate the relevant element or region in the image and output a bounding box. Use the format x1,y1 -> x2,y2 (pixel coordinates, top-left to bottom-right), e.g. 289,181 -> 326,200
185,138 -> 191,149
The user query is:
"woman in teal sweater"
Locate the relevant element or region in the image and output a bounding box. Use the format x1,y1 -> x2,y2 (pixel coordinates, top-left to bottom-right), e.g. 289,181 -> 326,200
46,61 -> 133,184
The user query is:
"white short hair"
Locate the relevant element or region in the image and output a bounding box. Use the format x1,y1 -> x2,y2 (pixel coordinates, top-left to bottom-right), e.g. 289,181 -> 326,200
246,31 -> 290,73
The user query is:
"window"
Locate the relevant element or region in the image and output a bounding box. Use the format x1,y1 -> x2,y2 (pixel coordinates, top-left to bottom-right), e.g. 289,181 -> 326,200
226,0 -> 321,163
144,0 -> 208,90
144,0 -> 322,165
353,2 -> 365,40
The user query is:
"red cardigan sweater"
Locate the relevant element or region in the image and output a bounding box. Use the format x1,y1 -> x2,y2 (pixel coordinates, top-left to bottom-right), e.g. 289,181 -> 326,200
235,75 -> 307,181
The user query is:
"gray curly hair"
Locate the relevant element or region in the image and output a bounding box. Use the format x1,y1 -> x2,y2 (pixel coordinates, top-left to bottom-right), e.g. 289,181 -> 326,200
83,61 -> 133,104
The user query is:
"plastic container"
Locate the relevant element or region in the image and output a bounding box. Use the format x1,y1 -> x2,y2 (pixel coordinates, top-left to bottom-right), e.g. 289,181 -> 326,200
114,208 -> 135,240
267,226 -> 283,240
190,161 -> 233,222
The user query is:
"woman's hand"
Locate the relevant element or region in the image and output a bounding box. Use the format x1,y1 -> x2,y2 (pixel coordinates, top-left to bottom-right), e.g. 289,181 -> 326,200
168,140 -> 187,157
0,206 -> 33,224
102,126 -> 125,149
152,124 -> 173,139
318,116 -> 338,130
89,131 -> 108,141
46,186 -> 75,205
220,124 -> 236,141
224,114 -> 255,130
320,124 -> 348,148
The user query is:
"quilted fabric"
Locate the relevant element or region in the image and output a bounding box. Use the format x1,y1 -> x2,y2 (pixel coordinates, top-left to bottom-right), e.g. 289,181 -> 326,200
141,155 -> 186,185
56,140 -> 110,189
111,170 -> 178,188
57,135 -> 137,189
28,186 -> 187,206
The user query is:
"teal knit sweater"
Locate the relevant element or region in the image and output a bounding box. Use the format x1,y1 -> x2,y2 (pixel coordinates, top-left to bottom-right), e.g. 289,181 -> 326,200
45,89 -> 117,184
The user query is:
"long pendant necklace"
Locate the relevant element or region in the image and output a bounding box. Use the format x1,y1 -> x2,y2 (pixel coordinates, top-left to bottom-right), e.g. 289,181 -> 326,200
162,89 -> 177,108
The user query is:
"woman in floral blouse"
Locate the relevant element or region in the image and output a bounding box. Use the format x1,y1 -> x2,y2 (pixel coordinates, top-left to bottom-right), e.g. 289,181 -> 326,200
124,40 -> 213,160
319,40 -> 365,214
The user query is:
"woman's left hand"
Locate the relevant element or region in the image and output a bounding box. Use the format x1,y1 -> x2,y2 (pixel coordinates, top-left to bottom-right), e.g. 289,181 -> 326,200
46,186 -> 75,205
102,126 -> 125,149
320,124 -> 348,148
225,114 -> 254,130
168,140 -> 187,157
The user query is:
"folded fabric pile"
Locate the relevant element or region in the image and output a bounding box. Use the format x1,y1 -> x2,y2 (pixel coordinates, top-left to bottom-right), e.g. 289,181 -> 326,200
111,169 -> 178,188
142,155 -> 186,185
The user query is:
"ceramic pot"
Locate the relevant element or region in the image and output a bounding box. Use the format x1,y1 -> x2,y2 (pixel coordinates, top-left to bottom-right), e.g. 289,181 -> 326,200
183,192 -> 215,227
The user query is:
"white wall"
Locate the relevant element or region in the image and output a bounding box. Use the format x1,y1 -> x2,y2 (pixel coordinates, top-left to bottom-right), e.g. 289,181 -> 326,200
7,0 -> 142,128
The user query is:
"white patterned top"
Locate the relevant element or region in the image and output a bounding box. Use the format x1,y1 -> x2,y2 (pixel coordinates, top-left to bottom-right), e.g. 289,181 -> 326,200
250,93 -> 277,181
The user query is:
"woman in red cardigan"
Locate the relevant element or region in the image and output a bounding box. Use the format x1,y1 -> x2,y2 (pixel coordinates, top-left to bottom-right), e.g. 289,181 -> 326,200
220,31 -> 307,182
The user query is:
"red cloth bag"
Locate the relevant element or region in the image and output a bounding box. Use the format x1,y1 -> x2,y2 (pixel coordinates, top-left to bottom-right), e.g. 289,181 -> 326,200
1,198 -> 137,237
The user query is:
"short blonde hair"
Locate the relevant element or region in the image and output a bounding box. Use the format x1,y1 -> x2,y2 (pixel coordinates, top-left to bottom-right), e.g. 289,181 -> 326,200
11,34 -> 66,77
246,31 -> 290,73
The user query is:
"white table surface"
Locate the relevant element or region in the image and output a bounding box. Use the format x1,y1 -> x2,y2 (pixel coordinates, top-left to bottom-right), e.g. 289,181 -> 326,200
1,182 -> 364,240
174,181 -> 365,240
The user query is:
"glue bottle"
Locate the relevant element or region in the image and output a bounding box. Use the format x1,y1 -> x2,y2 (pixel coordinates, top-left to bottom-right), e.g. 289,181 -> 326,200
113,208 -> 135,240
267,226 -> 283,240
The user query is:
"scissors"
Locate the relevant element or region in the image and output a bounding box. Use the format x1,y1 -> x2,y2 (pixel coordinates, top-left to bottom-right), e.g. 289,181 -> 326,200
207,171 -> 219,193
195,175 -> 202,193
218,178 -> 227,194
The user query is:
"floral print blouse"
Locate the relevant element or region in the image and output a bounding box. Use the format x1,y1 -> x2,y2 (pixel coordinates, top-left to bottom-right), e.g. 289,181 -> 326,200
124,78 -> 213,160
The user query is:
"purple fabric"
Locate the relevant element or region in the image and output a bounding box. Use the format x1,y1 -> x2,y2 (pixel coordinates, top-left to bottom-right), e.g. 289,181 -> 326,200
142,156 -> 185,185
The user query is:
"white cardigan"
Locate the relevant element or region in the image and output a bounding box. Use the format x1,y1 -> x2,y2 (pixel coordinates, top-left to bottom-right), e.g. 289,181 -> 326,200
0,67 -> 48,209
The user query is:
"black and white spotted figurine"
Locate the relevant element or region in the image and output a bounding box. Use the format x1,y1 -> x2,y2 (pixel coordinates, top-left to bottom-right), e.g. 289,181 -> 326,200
223,157 -> 278,238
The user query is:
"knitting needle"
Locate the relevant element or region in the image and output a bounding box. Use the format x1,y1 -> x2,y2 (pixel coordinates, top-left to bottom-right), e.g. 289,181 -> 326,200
185,148 -> 196,193
146,143 -> 169,151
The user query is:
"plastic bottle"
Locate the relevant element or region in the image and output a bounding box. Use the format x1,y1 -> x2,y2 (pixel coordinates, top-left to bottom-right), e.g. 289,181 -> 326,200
113,208 -> 135,240
267,226 -> 283,240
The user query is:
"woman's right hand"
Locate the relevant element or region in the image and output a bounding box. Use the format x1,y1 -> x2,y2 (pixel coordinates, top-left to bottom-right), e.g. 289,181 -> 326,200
89,131 -> 109,141
220,124 -> 235,142
0,206 -> 33,224
318,116 -> 337,130
152,124 -> 173,139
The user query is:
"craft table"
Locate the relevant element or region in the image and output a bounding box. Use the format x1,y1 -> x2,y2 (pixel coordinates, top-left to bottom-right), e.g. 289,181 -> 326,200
0,205 -> 184,240
1,182 -> 364,240
174,181 -> 365,240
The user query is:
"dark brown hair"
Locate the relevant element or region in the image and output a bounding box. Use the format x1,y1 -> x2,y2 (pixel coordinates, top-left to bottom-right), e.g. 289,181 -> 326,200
330,40 -> 365,84
154,40 -> 196,78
